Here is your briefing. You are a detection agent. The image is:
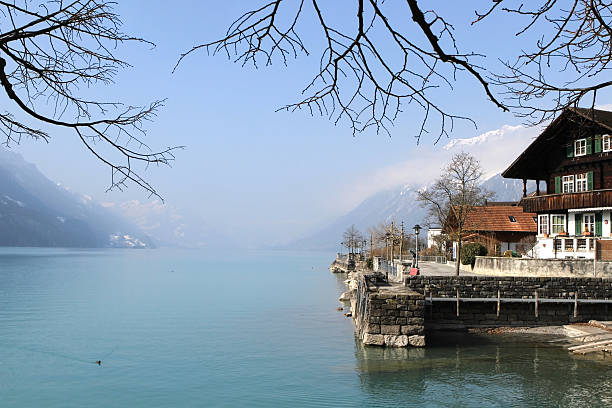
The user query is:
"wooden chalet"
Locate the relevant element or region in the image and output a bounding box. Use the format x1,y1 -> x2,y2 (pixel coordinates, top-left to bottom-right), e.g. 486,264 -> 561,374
503,107 -> 612,259
444,202 -> 537,257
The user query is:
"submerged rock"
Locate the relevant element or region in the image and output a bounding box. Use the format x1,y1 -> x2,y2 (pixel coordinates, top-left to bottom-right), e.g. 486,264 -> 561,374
409,335 -> 426,347
384,335 -> 409,347
362,333 -> 384,346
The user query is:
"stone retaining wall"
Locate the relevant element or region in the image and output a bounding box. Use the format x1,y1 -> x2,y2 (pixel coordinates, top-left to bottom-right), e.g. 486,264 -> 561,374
352,274 -> 426,347
404,275 -> 612,328
404,275 -> 612,299
473,256 -> 612,278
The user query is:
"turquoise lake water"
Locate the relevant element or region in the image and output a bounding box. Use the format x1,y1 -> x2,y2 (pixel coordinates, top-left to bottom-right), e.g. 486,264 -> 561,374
1,248 -> 611,407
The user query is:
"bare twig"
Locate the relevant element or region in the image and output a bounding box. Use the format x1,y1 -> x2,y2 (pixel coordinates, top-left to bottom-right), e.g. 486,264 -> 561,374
0,0 -> 178,200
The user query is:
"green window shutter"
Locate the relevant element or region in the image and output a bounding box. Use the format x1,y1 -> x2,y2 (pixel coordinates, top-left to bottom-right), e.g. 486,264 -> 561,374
587,171 -> 594,190
555,176 -> 561,193
575,215 -> 582,236
586,137 -> 593,154
596,213 -> 603,236
566,144 -> 574,158
595,135 -> 602,153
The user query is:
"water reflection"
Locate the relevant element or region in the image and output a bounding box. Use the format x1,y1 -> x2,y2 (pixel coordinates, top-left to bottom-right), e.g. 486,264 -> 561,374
354,331 -> 612,407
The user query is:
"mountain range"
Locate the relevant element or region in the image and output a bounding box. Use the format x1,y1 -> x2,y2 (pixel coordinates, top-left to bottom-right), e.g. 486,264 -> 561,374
0,147 -> 152,248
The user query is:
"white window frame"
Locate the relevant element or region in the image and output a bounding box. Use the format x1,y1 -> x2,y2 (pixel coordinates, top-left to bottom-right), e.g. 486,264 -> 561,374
576,173 -> 588,192
603,134 -> 611,152
575,139 -> 587,156
551,214 -> 566,235
538,214 -> 549,235
583,213 -> 595,234
562,175 -> 575,193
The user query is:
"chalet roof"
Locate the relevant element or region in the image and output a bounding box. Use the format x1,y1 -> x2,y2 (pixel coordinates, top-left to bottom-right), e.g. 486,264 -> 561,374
502,107 -> 612,180
463,206 -> 536,233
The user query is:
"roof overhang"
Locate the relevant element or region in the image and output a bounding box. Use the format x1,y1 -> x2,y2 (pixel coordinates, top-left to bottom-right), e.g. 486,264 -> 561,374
568,207 -> 612,213
502,108 -> 612,181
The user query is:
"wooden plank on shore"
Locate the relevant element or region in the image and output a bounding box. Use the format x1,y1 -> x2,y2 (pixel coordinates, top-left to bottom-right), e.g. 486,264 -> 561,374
572,343 -> 612,354
568,338 -> 612,351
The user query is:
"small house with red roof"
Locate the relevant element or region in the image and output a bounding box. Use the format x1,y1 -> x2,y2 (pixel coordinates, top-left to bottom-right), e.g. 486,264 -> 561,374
445,202 -> 537,256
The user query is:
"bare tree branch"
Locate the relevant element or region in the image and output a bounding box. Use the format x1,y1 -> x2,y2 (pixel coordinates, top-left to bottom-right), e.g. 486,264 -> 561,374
177,0 -> 511,143
0,0 -> 180,200
475,0 -> 612,124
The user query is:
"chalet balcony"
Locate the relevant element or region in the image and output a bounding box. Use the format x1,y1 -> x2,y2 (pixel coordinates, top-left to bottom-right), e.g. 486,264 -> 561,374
520,189 -> 612,212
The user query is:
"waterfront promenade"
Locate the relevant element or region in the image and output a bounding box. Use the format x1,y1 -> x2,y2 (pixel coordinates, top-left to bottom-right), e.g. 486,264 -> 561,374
336,258 -> 612,349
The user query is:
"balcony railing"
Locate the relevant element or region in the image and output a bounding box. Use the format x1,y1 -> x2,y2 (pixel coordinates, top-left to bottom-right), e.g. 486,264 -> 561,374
521,189 -> 612,212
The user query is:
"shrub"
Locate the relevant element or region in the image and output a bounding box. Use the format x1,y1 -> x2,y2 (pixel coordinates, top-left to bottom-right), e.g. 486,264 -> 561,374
461,243 -> 488,267
503,250 -> 518,258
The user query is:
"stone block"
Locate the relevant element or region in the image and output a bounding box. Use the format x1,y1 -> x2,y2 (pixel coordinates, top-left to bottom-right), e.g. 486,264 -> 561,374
401,325 -> 423,335
370,308 -> 384,317
384,335 -> 409,347
409,335 -> 426,347
362,333 -> 384,346
380,316 -> 396,325
381,325 -> 401,335
366,324 -> 380,334
407,317 -> 425,325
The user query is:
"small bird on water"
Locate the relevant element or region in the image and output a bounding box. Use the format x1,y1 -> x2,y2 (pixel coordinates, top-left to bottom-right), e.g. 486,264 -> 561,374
95,360 -> 101,366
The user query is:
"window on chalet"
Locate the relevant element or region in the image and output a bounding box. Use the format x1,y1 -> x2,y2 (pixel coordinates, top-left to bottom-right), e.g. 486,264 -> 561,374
538,214 -> 549,235
583,214 -> 595,234
576,173 -> 588,192
604,134 -> 611,152
562,175 -> 574,193
551,215 -> 566,234
555,171 -> 593,193
575,139 -> 587,156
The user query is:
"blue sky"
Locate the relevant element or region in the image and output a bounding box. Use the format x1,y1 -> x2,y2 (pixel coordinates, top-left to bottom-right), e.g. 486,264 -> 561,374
7,1 -> 612,245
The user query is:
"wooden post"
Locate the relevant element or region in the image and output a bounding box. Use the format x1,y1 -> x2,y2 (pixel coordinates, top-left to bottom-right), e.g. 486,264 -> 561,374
497,290 -> 501,318
594,242 -> 597,277
574,292 -> 579,318
523,179 -> 527,197
456,288 -> 460,317
535,291 -> 539,318
536,180 -> 540,195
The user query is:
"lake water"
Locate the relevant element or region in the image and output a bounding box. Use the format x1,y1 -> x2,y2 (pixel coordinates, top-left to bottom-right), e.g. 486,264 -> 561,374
1,248 -> 611,407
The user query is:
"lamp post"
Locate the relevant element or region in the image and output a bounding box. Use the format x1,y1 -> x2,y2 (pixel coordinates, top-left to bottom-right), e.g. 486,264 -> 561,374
413,224 -> 422,268
362,239 -> 367,260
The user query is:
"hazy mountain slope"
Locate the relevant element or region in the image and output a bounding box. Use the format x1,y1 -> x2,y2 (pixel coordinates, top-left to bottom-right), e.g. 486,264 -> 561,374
108,200 -> 237,249
288,173 -> 535,250
0,148 -> 152,248
481,174 -> 536,202
287,184 -> 428,250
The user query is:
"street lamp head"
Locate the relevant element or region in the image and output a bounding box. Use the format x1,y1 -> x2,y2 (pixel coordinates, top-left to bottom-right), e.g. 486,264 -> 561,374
413,224 -> 422,235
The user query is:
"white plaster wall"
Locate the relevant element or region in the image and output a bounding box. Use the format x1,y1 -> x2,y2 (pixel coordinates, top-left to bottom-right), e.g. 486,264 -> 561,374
604,211 -> 611,238
532,238 -> 555,259
568,213 -> 576,236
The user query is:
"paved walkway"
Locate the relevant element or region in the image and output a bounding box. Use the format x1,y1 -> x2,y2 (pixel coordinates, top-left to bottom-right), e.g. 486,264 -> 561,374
418,262 -> 476,276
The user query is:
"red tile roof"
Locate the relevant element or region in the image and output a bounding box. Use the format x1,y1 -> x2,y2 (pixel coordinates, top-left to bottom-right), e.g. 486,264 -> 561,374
463,206 -> 537,232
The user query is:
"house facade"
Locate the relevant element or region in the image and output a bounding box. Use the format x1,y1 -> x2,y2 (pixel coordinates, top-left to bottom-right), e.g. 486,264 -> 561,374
458,203 -> 537,256
503,107 -> 612,259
